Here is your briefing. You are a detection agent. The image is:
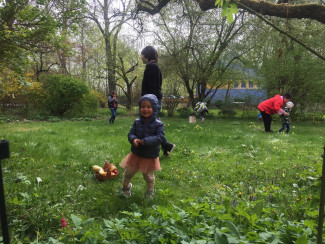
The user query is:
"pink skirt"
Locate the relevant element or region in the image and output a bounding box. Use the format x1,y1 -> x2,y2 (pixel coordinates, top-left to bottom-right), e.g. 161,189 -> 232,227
119,153 -> 161,174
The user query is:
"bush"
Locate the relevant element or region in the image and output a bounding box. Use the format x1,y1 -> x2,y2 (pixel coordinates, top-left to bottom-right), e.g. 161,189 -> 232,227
205,110 -> 216,119
84,91 -> 100,112
64,91 -> 99,117
91,90 -> 107,108
163,96 -> 183,117
214,99 -> 224,108
41,75 -> 90,116
218,104 -> 237,117
0,69 -> 45,115
176,107 -> 192,118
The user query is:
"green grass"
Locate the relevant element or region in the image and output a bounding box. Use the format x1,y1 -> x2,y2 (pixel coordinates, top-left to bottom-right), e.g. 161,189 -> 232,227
0,115 -> 324,243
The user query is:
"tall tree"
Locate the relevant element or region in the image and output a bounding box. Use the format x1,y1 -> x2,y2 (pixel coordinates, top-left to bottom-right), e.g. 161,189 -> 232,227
86,0 -> 133,95
152,0 -> 246,106
0,0 -> 58,72
248,20 -> 325,113
115,42 -> 140,110
52,0 -> 87,74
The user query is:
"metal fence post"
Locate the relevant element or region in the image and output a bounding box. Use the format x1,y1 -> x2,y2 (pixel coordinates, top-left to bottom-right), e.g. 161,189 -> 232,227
0,140 -> 10,244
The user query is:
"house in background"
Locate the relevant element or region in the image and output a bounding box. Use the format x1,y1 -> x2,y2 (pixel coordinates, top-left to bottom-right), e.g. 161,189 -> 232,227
203,66 -> 267,105
205,81 -> 267,105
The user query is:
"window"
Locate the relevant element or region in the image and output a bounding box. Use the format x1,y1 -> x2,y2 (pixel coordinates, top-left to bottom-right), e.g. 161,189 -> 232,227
233,83 -> 239,88
241,82 -> 246,89
249,82 -> 254,88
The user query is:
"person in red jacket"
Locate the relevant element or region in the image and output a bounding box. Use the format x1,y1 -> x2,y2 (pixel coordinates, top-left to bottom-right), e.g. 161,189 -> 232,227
257,93 -> 291,132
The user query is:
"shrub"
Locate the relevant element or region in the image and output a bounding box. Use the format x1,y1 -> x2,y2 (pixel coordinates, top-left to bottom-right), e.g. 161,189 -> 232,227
0,69 -> 45,114
163,96 -> 183,117
176,107 -> 192,118
84,91 -> 100,112
91,90 -> 107,108
41,75 -> 90,116
219,109 -> 236,117
64,91 -> 99,117
214,99 -> 224,109
218,104 -> 237,117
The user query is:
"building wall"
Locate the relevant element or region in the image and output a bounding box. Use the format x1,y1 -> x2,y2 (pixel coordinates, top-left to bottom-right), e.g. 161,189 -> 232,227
205,81 -> 267,105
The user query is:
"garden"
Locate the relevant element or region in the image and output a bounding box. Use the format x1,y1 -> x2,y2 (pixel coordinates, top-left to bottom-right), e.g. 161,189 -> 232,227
0,108 -> 324,243
1,0 -> 325,242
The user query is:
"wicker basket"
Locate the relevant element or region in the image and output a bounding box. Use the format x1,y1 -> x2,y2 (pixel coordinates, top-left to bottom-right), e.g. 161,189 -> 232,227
95,162 -> 118,181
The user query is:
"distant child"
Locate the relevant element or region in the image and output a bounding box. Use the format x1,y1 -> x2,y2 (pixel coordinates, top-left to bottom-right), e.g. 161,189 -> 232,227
119,94 -> 165,199
194,101 -> 208,123
108,91 -> 118,124
279,101 -> 294,134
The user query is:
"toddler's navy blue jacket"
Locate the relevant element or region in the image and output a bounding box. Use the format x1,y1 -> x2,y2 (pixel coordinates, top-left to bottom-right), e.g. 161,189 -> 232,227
128,94 -> 165,158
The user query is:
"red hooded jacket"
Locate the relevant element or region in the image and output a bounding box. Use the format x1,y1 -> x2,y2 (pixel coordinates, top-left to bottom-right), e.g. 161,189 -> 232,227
257,95 -> 285,115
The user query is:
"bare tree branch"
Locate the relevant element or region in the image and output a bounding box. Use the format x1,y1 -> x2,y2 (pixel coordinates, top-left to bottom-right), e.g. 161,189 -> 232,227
234,0 -> 325,61
136,0 -> 325,24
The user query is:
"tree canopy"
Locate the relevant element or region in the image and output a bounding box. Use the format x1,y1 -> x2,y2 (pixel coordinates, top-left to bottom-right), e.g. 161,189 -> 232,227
136,0 -> 325,25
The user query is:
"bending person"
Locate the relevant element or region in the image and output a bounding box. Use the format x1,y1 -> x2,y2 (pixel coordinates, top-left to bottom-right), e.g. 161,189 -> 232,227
257,93 -> 291,132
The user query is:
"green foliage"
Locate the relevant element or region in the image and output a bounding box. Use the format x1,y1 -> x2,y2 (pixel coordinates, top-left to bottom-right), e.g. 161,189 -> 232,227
64,91 -> 99,117
0,0 -> 59,72
260,44 -> 325,113
214,99 -> 224,109
176,107 -> 192,118
163,97 -> 183,117
41,74 -> 91,116
0,69 -> 46,116
249,20 -> 325,113
91,90 -> 107,108
218,105 -> 237,117
215,0 -> 238,23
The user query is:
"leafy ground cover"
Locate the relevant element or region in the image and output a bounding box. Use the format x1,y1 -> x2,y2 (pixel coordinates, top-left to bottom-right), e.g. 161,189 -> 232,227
0,114 -> 324,243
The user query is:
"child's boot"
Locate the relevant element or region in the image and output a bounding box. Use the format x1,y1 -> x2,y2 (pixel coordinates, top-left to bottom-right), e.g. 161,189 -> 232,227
119,183 -> 132,198
145,191 -> 154,200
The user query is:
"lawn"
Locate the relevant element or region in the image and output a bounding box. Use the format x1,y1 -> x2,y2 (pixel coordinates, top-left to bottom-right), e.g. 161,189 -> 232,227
0,114 -> 324,243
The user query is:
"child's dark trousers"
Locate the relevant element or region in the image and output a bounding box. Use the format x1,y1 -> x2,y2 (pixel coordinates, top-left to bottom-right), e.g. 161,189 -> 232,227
279,123 -> 290,134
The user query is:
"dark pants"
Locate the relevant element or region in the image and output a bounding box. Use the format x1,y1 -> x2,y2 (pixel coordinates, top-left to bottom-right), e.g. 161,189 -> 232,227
196,111 -> 207,121
109,108 -> 117,124
259,110 -> 272,132
279,123 -> 290,134
157,99 -> 170,149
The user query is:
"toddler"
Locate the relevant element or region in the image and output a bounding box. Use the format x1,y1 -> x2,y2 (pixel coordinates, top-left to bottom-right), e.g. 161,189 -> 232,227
119,94 -> 165,199
279,101 -> 294,134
